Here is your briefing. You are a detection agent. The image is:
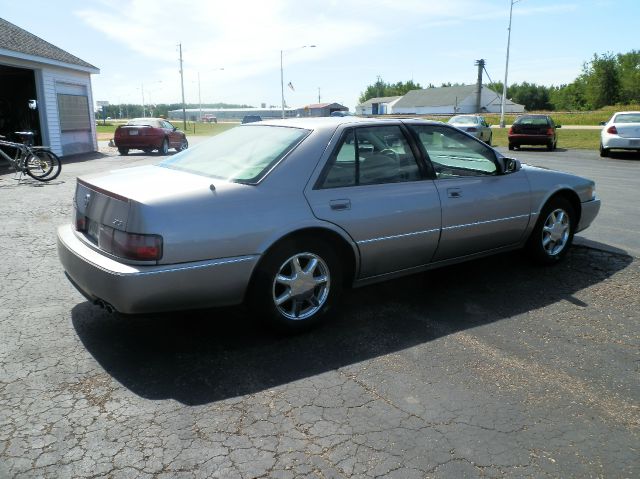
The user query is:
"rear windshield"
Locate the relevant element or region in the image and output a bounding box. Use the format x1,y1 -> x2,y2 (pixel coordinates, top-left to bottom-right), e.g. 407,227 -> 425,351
126,119 -> 162,127
449,116 -> 477,124
613,113 -> 640,123
158,125 -> 309,184
514,116 -> 549,126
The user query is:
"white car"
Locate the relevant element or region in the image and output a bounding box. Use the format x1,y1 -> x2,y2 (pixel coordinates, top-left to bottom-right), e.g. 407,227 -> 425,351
600,111 -> 640,157
447,115 -> 493,145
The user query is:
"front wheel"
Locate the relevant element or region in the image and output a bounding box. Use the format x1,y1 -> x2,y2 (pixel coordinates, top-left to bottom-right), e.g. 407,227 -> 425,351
25,150 -> 61,182
248,238 -> 343,332
176,138 -> 188,152
526,197 -> 575,264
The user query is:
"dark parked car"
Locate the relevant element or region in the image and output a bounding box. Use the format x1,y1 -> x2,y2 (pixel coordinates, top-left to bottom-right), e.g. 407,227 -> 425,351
508,114 -> 560,151
241,115 -> 262,124
114,118 -> 188,156
330,111 -> 355,117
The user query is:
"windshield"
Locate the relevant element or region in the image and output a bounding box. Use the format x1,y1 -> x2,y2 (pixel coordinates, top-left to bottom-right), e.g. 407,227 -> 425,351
158,125 -> 309,184
449,116 -> 477,125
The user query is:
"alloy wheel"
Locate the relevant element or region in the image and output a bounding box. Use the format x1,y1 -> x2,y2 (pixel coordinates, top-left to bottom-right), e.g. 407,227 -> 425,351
542,208 -> 570,256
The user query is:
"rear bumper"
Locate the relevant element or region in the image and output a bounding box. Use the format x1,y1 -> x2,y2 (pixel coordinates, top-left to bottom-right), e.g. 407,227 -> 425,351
509,134 -> 553,146
577,198 -> 601,233
57,224 -> 259,314
114,136 -> 163,149
601,136 -> 640,150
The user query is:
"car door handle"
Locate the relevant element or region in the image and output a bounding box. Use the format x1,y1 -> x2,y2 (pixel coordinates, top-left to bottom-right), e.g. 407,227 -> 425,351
329,199 -> 351,211
447,188 -> 462,198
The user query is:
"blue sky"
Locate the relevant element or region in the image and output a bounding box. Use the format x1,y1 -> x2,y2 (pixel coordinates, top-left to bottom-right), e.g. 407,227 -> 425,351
2,0 -> 639,110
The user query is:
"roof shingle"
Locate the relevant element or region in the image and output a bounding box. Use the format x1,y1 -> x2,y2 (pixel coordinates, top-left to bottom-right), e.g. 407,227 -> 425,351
0,17 -> 98,71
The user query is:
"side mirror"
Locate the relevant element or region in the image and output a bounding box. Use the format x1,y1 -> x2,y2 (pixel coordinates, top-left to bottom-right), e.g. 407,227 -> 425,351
173,126 -> 177,131
599,121 -> 606,126
28,99 -> 37,110
500,157 -> 521,174
556,124 -> 562,129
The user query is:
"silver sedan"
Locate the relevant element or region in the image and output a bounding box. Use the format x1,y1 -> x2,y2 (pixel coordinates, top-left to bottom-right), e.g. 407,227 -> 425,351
447,115 -> 493,144
57,117 -> 600,331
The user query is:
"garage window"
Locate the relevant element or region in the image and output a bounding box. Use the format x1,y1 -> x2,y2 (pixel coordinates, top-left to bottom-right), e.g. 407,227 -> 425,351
57,94 -> 90,131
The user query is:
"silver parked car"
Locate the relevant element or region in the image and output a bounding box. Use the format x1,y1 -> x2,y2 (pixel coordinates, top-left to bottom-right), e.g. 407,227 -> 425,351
447,115 -> 493,145
58,117 -> 600,331
600,111 -> 640,157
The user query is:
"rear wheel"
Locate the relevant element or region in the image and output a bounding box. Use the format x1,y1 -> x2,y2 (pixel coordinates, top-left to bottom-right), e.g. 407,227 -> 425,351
118,147 -> 129,156
599,143 -> 610,157
485,133 -> 492,146
143,148 -> 154,154
24,150 -> 61,181
526,197 -> 575,264
547,141 -> 555,151
508,143 -> 515,150
158,138 -> 169,155
248,238 -> 343,332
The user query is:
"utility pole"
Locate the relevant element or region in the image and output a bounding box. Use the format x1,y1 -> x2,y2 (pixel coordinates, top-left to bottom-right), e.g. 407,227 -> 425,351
500,0 -> 521,128
198,72 -> 202,122
475,59 -> 485,113
141,82 -> 145,118
179,43 -> 186,129
318,87 -> 321,104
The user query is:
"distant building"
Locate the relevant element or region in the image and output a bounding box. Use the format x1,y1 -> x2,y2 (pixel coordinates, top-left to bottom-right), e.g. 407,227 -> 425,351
390,85 -> 525,115
356,96 -> 402,115
0,18 -> 99,156
296,103 -> 348,117
167,107 -> 296,122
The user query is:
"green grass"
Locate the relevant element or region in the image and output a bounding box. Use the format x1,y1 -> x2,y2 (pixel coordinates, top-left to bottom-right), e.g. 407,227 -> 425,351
490,128 -> 600,150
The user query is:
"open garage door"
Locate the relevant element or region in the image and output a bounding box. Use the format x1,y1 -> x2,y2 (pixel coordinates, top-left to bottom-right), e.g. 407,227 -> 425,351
0,64 -> 42,145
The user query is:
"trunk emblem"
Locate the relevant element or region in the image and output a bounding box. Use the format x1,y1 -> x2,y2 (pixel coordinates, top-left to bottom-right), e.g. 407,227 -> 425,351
112,219 -> 124,228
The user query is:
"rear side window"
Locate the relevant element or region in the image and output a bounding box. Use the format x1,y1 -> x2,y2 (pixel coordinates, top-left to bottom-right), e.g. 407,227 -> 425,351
318,125 -> 422,188
614,113 -> 640,123
514,116 -> 550,127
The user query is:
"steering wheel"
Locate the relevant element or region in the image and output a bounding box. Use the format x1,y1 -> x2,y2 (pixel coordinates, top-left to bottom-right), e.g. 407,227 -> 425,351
379,148 -> 399,161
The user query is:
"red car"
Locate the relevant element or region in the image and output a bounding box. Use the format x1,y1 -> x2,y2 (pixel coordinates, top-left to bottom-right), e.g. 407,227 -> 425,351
114,118 -> 188,155
508,114 -> 560,151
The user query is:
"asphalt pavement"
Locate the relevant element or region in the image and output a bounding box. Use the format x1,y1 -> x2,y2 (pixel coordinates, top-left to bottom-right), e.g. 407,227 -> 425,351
0,145 -> 638,478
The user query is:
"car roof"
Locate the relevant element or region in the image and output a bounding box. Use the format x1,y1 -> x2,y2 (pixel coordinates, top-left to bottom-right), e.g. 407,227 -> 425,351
257,116 -> 446,133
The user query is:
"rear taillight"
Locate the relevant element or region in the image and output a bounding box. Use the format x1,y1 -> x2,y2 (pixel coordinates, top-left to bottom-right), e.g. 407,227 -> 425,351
508,127 -> 513,134
75,208 -> 86,231
112,230 -> 162,260
607,125 -> 618,134
547,128 -> 554,135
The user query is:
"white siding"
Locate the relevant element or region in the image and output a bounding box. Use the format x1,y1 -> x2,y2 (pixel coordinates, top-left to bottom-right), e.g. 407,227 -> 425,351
0,54 -> 97,156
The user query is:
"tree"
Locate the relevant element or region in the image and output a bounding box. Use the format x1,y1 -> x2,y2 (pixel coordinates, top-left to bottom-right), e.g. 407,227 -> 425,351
617,50 -> 640,104
581,53 -> 620,109
358,77 -> 422,104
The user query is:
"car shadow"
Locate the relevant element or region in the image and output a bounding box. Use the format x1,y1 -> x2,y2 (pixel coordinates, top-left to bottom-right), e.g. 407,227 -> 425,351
512,147 -> 568,153
71,246 -> 632,406
606,151 -> 640,161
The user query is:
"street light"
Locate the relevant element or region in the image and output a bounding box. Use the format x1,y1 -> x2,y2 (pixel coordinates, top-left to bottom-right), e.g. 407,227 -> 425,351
280,45 -> 316,119
500,0 -> 522,128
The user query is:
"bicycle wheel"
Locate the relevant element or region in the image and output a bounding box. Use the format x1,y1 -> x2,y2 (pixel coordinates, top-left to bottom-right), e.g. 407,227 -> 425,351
25,150 -> 61,181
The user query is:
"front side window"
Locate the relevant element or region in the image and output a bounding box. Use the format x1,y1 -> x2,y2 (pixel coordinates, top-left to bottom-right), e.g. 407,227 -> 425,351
159,125 -> 308,183
409,125 -> 497,178
319,125 -> 422,188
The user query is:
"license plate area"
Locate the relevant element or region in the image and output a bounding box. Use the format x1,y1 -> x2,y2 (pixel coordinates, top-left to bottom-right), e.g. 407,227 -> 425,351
128,129 -> 139,136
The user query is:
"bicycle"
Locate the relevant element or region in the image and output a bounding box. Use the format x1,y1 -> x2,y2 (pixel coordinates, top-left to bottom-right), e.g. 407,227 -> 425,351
0,134 -> 61,182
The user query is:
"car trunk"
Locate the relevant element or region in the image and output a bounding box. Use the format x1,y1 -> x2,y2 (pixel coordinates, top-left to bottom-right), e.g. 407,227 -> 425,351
511,122 -> 548,134
614,123 -> 640,138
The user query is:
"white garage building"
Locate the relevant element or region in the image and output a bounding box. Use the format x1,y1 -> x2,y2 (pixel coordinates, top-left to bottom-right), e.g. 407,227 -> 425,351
0,18 -> 99,156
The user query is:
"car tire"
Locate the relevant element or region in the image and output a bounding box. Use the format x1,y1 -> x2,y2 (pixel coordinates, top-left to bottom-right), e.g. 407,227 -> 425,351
248,238 -> 343,333
526,197 -> 575,265
176,138 -> 188,152
508,143 -> 514,151
118,147 -> 129,156
158,138 -> 169,155
486,133 -> 492,146
599,143 -> 610,157
143,148 -> 154,154
547,141 -> 555,151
